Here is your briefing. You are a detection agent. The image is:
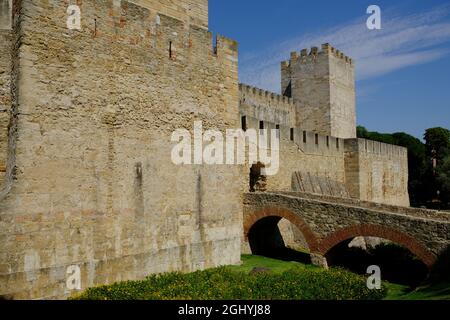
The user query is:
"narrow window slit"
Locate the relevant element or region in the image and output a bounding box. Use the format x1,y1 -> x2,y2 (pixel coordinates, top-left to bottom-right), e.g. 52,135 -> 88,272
241,116 -> 247,132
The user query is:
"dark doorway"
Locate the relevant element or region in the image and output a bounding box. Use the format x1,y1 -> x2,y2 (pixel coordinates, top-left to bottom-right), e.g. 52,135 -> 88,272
249,162 -> 267,192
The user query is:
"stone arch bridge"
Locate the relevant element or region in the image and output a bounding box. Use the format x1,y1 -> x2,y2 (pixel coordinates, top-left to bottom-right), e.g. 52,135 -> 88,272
243,192 -> 450,268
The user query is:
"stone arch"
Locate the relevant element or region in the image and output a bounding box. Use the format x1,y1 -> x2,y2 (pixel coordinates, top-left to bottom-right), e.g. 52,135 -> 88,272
318,224 -> 437,268
244,206 -> 319,252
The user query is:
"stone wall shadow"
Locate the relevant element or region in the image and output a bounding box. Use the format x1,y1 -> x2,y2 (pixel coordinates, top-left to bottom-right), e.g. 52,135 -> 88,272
429,244 -> 450,283
326,241 -> 428,287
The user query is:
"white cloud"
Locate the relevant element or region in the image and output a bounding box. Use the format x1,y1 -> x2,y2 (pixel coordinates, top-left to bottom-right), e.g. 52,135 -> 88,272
240,4 -> 450,93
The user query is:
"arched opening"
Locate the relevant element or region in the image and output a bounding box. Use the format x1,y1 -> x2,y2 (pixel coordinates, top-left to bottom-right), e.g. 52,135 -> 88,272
247,216 -> 311,264
325,237 -> 429,287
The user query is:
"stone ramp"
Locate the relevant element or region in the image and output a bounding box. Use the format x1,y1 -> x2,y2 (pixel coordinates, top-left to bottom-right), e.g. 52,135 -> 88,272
292,171 -> 350,198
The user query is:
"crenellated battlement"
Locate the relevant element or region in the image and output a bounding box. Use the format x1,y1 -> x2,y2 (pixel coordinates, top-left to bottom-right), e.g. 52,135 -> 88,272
21,0 -> 238,71
281,42 -> 356,139
240,83 -> 295,127
239,83 -> 294,105
321,43 -> 353,65
283,43 -> 353,67
126,0 -> 208,29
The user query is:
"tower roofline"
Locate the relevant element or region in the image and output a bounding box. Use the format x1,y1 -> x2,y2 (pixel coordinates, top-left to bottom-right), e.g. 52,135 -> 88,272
284,43 -> 353,66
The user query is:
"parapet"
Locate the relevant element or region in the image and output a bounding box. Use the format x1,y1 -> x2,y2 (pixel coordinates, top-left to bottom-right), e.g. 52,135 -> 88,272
241,114 -> 345,156
294,128 -> 345,155
41,0 -> 237,65
284,43 -> 353,66
345,138 -> 408,159
239,83 -> 294,106
240,84 -> 296,126
128,0 -> 208,29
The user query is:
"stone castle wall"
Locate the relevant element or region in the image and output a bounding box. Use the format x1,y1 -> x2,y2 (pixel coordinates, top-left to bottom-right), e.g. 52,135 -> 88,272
239,83 -> 409,207
345,139 -> 410,207
0,0 -> 241,299
0,0 -> 11,29
0,0 -> 12,184
240,84 -> 296,127
238,115 -> 346,193
129,0 -> 208,29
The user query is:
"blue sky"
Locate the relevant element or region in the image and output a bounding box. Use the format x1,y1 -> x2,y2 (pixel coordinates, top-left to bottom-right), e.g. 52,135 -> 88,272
209,0 -> 450,140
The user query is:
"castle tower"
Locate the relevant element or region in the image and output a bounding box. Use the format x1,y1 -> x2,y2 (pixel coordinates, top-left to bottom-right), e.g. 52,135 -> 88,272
281,43 -> 356,139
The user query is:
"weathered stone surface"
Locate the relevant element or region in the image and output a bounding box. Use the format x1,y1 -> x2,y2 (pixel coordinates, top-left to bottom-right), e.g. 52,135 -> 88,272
278,218 -> 309,251
0,0 -> 11,30
0,28 -> 11,185
345,138 -> 410,206
129,0 -> 208,29
348,237 -> 388,250
0,0 -> 241,299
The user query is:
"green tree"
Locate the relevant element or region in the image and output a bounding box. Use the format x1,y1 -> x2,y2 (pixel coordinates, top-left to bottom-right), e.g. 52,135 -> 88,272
437,155 -> 450,205
424,127 -> 450,161
424,127 -> 450,207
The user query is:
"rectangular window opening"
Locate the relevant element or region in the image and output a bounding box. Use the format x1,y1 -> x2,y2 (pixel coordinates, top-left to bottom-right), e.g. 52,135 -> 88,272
241,116 -> 247,132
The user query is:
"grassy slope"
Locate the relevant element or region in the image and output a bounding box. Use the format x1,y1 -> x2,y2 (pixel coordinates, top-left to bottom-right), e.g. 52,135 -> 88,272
235,255 -> 450,300
72,255 -> 385,300
71,255 -> 449,300
384,282 -> 450,300
226,255 -> 318,274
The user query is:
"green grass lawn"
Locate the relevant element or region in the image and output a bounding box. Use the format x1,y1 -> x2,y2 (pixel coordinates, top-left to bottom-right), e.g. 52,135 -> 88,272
226,255 -> 317,274
70,255 -> 449,300
234,255 -> 450,300
384,282 -> 450,300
